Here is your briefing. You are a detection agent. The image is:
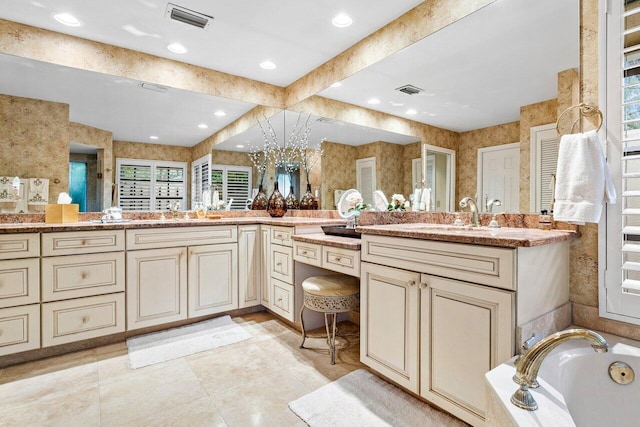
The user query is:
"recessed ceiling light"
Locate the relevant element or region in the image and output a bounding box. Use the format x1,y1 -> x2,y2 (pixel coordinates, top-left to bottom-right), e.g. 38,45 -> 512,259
198,123 -> 208,129
214,110 -> 226,117
428,113 -> 438,117
368,98 -> 381,105
406,109 -> 417,115
149,136 -> 159,140
390,101 -> 405,107
53,12 -> 82,27
236,144 -> 245,148
330,82 -> 342,88
260,61 -> 276,70
167,42 -> 187,54
332,13 -> 353,28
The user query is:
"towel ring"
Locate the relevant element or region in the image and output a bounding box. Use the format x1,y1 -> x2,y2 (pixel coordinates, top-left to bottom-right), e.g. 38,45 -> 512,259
556,103 -> 603,136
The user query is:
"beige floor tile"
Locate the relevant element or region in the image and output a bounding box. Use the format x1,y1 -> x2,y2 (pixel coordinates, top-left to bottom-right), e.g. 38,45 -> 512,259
0,361 -> 98,407
0,383 -> 101,427
99,358 -> 209,426
95,342 -> 128,361
122,397 -> 227,427
187,342 -> 282,392
0,348 -> 97,384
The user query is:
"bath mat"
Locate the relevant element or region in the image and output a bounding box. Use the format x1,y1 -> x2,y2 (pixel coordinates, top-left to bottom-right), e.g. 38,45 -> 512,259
288,369 -> 467,426
126,315 -> 251,369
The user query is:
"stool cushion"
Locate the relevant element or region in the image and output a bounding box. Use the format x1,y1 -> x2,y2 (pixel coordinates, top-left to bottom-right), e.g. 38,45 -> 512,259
302,274 -> 359,297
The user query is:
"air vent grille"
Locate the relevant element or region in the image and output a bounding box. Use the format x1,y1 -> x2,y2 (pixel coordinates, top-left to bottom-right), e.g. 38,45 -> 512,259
396,84 -> 424,95
165,3 -> 213,30
139,82 -> 169,93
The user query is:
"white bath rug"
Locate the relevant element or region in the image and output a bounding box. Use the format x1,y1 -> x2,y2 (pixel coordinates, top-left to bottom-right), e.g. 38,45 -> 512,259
289,369 -> 467,426
126,315 -> 251,369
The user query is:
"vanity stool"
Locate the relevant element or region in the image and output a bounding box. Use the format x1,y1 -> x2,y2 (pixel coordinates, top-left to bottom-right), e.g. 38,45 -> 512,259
299,274 -> 359,365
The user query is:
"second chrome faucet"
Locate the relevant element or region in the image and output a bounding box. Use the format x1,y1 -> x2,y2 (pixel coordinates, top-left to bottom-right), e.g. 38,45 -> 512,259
459,196 -> 480,227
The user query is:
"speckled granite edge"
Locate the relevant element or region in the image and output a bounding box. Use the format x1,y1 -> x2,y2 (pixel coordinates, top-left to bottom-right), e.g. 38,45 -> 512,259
291,233 -> 361,250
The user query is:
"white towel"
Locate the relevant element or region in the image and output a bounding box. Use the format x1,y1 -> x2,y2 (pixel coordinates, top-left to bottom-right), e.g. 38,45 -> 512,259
553,130 -> 616,224
27,178 -> 49,206
421,187 -> 432,211
0,177 -> 14,203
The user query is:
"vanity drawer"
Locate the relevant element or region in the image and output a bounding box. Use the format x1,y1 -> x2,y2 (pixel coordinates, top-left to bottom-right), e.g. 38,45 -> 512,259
271,278 -> 294,321
0,304 -> 40,356
362,235 -> 515,290
293,241 -> 322,267
42,293 -> 125,347
322,246 -> 361,278
0,233 -> 39,260
41,252 -> 125,301
271,244 -> 294,284
42,230 -> 125,256
271,226 -> 294,247
0,258 -> 40,308
126,226 -> 237,250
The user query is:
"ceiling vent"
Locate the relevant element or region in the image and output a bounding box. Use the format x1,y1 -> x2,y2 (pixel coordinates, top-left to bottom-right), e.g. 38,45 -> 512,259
138,82 -> 169,93
395,84 -> 424,95
165,3 -> 213,30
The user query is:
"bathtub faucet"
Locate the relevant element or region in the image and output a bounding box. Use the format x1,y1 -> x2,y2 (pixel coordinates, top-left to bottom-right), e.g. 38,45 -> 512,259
510,328 -> 608,411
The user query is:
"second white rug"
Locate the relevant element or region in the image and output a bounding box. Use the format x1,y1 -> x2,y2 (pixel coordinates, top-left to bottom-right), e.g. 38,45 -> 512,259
289,369 -> 467,426
126,315 -> 251,369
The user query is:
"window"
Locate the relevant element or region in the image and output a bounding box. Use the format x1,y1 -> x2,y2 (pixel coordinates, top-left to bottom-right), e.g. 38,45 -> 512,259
116,158 -> 187,211
603,0 -> 640,324
191,154 -> 211,209
211,164 -> 252,211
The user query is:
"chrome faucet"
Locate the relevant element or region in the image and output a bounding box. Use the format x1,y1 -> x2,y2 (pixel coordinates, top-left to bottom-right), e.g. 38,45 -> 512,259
459,197 -> 480,227
510,328 -> 608,411
487,198 -> 502,213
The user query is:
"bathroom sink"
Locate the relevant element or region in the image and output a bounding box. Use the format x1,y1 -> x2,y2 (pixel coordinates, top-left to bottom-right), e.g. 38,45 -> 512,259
321,225 -> 362,238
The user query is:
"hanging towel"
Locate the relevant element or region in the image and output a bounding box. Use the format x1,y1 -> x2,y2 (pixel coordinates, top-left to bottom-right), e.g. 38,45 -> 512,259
27,178 -> 49,207
0,177 -> 14,203
421,187 -> 432,211
553,130 -> 616,224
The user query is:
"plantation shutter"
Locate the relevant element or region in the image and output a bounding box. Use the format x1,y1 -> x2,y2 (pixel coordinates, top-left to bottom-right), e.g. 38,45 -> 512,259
116,158 -> 186,211
539,138 -> 559,212
604,0 -> 640,323
191,154 -> 211,208
211,164 -> 252,211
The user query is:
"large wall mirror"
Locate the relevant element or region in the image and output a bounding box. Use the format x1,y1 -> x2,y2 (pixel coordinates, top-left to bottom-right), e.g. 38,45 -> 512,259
0,0 -> 578,215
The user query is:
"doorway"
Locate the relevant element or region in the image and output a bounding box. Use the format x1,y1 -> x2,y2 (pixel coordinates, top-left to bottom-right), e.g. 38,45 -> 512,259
69,161 -> 87,212
477,143 -> 520,212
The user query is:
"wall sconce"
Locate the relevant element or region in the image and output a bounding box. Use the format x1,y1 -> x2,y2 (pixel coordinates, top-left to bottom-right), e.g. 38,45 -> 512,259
11,176 -> 20,200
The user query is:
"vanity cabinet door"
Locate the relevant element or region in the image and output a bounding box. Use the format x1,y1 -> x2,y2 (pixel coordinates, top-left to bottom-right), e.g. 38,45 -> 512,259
188,243 -> 238,317
260,225 -> 271,307
126,247 -> 187,330
360,262 -> 420,393
420,274 -> 514,426
238,225 -> 261,309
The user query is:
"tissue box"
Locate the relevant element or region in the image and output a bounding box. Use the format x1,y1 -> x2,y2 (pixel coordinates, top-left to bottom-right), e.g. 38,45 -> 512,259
45,204 -> 79,223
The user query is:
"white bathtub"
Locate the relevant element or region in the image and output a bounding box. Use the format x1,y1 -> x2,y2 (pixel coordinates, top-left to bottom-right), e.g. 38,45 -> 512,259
485,330 -> 640,427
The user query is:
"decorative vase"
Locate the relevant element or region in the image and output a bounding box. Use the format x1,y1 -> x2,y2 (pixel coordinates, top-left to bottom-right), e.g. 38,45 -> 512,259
299,183 -> 318,210
267,182 -> 287,217
251,184 -> 268,210
285,185 -> 299,210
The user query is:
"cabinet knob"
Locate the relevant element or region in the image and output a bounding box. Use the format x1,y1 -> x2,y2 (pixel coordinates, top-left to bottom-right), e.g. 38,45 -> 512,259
301,251 -> 308,256
81,240 -> 87,245
420,282 -> 428,290
82,316 -> 90,324
408,280 -> 416,287
81,272 -> 88,279
334,257 -> 342,262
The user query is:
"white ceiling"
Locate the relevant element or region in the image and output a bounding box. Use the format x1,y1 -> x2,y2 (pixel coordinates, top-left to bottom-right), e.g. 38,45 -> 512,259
0,0 -> 424,87
318,0 -> 580,132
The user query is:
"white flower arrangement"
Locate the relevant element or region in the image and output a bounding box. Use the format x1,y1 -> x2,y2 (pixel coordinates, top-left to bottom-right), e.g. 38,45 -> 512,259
388,194 -> 409,211
346,192 -> 368,215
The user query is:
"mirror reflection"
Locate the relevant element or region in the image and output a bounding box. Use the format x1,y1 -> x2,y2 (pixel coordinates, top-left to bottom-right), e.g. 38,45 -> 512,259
0,0 -> 579,214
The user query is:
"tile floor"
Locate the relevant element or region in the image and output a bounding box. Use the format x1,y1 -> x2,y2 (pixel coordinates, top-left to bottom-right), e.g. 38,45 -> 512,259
0,312 -> 365,426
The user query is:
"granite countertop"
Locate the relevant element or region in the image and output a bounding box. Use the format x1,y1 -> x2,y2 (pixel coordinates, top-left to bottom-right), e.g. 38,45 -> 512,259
0,217 -> 346,234
291,233 -> 361,250
356,223 -> 577,248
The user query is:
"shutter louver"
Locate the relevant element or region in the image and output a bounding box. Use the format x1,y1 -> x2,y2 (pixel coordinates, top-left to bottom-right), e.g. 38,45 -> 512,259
116,159 -> 186,211
540,138 -> 559,211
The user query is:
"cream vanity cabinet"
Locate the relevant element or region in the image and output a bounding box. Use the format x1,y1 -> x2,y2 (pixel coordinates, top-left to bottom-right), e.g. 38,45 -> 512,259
0,233 -> 40,356
238,224 -> 262,309
41,230 -> 126,347
361,234 -> 567,427
269,226 -> 296,320
260,225 -> 271,307
126,226 -> 238,330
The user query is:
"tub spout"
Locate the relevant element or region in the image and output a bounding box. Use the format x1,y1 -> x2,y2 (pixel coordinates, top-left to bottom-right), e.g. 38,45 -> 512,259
510,328 -> 608,411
